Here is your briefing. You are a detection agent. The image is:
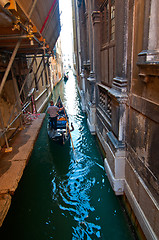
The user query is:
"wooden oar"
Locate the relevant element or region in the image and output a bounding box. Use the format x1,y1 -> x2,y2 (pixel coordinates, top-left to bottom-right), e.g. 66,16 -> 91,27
63,108 -> 75,151
67,122 -> 75,151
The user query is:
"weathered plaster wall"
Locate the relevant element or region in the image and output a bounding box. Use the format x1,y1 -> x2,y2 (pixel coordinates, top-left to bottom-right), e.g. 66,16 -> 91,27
0,78 -> 20,147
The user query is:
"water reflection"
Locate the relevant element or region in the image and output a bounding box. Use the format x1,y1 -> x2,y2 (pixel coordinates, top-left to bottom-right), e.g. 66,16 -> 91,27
49,151 -> 102,239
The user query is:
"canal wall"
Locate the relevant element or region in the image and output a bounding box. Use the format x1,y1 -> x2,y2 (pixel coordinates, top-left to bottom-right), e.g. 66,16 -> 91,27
0,113 -> 45,227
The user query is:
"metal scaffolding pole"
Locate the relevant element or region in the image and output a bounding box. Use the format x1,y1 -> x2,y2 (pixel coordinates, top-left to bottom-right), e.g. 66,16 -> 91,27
43,55 -> 48,85
31,57 -> 43,89
0,39 -> 21,96
0,53 -> 37,151
11,67 -> 23,127
28,0 -> 38,18
6,53 -> 38,128
0,109 -> 12,152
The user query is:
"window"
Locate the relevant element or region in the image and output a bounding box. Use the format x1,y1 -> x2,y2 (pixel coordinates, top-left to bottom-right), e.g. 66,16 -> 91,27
110,0 -> 115,41
101,0 -> 115,45
101,3 -> 109,44
100,0 -> 115,87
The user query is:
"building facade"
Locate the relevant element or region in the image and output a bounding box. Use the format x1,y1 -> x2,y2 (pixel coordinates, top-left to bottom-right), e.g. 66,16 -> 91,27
0,0 -> 61,149
51,37 -> 64,87
72,0 -> 159,239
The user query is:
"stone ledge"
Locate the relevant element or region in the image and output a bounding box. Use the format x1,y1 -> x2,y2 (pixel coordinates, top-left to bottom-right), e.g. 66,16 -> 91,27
0,160 -> 26,195
125,182 -> 158,240
104,157 -> 125,195
0,194 -> 11,227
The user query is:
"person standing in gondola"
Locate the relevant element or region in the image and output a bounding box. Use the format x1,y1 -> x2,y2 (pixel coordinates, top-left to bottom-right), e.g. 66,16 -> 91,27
47,100 -> 63,130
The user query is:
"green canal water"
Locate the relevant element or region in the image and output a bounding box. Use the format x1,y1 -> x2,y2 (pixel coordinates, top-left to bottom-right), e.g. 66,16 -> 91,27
0,72 -> 136,239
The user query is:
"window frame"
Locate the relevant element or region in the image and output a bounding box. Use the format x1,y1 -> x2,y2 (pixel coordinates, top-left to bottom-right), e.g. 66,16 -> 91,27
100,0 -> 115,47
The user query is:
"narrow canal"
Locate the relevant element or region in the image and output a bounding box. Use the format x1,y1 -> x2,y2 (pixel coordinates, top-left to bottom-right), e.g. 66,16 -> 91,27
0,72 -> 136,240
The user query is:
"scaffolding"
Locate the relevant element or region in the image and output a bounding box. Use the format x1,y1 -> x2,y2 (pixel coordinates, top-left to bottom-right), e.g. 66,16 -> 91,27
0,0 -> 61,152
0,48 -> 52,152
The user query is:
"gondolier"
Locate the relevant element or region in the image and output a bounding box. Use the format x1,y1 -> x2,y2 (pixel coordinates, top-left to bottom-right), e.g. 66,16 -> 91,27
47,100 -> 63,130
47,96 -> 74,145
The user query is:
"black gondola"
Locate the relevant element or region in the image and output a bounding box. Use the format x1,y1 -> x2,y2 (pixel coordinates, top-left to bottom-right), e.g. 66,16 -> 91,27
47,96 -> 73,145
64,73 -> 68,82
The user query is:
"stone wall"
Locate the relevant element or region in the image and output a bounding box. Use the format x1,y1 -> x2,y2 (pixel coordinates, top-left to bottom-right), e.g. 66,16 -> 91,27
72,0 -> 159,238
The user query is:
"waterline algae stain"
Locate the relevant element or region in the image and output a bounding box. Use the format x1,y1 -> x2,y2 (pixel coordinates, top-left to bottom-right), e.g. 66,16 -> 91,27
0,71 -> 136,239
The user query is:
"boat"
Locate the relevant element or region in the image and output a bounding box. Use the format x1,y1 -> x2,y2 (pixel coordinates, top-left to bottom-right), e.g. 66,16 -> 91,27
64,73 -> 68,82
47,96 -> 74,144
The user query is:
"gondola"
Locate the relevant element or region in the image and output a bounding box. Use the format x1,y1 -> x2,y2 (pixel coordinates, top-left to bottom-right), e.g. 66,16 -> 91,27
64,73 -> 68,82
47,96 -> 73,145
